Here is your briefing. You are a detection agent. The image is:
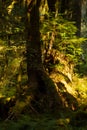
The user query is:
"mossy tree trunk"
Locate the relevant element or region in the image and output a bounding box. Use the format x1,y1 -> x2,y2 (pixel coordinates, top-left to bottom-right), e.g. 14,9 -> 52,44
25,0 -> 42,90
23,0 -> 62,113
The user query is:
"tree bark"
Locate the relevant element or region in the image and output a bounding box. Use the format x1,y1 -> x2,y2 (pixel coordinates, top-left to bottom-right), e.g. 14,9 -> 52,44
24,0 -> 62,113
72,0 -> 82,36
25,0 -> 43,99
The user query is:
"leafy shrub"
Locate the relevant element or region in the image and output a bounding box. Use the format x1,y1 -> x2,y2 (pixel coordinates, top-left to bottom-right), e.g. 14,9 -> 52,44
40,13 -> 85,75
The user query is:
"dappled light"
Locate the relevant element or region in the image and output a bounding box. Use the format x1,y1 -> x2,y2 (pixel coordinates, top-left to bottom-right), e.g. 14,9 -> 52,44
0,0 -> 87,129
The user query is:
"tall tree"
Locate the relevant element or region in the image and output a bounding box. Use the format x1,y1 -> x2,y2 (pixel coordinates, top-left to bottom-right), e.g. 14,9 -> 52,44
25,0 -> 42,87
72,0 -> 82,36
24,0 -> 62,113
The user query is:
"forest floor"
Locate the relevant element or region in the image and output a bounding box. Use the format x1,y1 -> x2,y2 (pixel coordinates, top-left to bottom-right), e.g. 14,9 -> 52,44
0,75 -> 87,130
0,111 -> 87,130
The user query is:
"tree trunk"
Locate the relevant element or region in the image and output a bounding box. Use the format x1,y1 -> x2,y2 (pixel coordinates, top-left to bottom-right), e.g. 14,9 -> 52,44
23,0 -> 62,113
72,0 -> 82,36
26,0 -> 42,88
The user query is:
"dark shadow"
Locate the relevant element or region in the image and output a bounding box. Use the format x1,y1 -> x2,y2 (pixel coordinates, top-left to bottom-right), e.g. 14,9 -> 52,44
28,70 -> 63,114
70,110 -> 87,126
0,97 -> 16,120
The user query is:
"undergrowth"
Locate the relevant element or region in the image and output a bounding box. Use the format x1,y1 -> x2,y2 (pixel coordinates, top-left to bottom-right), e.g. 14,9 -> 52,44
0,114 -> 87,130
